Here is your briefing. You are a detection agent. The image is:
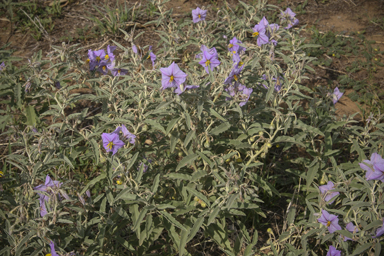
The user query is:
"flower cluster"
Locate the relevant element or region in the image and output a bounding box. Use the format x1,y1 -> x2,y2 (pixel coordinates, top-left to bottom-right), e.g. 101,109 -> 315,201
87,45 -> 128,76
252,16 -> 279,46
280,8 -> 299,29
101,124 -> 136,156
319,181 -> 339,204
34,175 -> 68,217
260,74 -> 283,92
360,152 -> 384,182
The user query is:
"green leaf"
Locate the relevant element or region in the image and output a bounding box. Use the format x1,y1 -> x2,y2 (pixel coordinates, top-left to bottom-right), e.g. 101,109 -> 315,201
133,207 -> 149,231
179,229 -> 189,256
210,108 -> 227,121
209,122 -> 231,135
25,105 -> 37,126
187,216 -> 204,243
114,188 -> 138,202
80,173 -> 106,195
196,151 -> 213,168
152,174 -> 160,194
89,139 -> 100,165
176,153 -> 198,171
185,186 -> 210,207
183,130 -> 195,147
207,207 -> 221,225
164,173 -> 191,181
351,243 -> 372,256
166,117 -> 180,135
306,161 -> 319,190
160,211 -> 187,231
126,152 -> 139,171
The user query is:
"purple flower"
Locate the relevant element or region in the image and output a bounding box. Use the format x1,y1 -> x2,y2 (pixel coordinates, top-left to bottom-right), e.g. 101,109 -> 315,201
326,246 -> 341,256
54,81 -> 61,89
280,8 -> 299,29
259,16 -> 280,38
260,74 -> 283,92
150,52 -> 156,68
359,153 -> 384,182
192,7 -> 207,23
317,209 -> 342,233
198,50 -> 220,74
332,87 -> 343,104
97,60 -> 110,75
48,241 -> 60,256
0,62 -> 5,71
228,37 -> 246,54
86,190 -> 91,198
319,181 -> 339,204
196,45 -> 218,59
138,162 -> 149,173
113,125 -> 136,144
101,132 -> 125,155
239,86 -> 252,107
121,125 -> 136,144
111,67 -> 128,76
373,219 -> 384,238
174,84 -> 199,95
224,67 -> 242,85
132,44 -> 138,54
252,24 -> 269,46
225,83 -> 252,107
106,45 -> 116,63
160,62 -> 188,90
343,222 -> 359,241
34,175 -> 62,217
24,81 -> 32,92
87,50 -> 96,71
93,49 -> 106,65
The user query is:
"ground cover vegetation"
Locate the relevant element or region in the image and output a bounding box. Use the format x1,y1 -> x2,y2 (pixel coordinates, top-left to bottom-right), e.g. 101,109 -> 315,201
0,0 -> 384,255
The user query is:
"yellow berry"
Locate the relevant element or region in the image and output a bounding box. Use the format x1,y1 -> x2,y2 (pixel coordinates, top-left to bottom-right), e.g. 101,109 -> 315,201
267,228 -> 273,234
194,197 -> 199,202
201,202 -> 207,208
236,158 -> 242,163
116,180 -> 122,185
276,144 -> 280,148
320,179 -> 326,185
259,131 -> 264,136
267,143 -> 272,148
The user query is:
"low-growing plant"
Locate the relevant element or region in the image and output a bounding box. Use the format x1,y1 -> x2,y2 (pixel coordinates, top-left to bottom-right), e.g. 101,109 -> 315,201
0,0 -> 383,255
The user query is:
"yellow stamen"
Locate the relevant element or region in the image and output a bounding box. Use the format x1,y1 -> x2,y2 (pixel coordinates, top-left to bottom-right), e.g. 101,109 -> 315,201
234,74 -> 238,81
107,141 -> 114,150
232,51 -> 236,54
252,32 -> 259,37
86,58 -> 90,63
327,221 -> 331,227
105,54 -> 109,60
238,61 -> 244,67
198,14 -> 201,18
205,60 -> 210,66
102,66 -> 106,71
46,254 -> 52,256
0,171 -> 3,177
147,54 -> 151,59
96,56 -> 101,62
118,69 -> 121,74
228,44 -> 233,48
169,75 -> 174,83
